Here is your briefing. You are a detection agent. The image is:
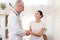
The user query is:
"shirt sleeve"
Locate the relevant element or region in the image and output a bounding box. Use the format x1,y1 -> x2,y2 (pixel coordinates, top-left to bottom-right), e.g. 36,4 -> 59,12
15,17 -> 26,36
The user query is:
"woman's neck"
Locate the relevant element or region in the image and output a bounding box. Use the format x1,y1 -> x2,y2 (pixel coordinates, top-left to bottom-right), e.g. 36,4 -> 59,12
36,19 -> 41,23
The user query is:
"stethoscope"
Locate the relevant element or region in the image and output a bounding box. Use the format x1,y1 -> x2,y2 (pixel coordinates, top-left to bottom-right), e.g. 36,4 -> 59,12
9,3 -> 18,16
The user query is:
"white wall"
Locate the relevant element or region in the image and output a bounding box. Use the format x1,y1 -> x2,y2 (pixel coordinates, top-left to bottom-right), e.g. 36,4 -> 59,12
53,4 -> 60,40
54,7 -> 60,40
53,0 -> 60,40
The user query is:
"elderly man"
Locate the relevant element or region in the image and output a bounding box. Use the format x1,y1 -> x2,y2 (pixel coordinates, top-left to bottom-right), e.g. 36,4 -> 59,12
8,1 -> 30,40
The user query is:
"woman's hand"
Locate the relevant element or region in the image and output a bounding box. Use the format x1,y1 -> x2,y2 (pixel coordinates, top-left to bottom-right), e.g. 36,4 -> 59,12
25,30 -> 31,36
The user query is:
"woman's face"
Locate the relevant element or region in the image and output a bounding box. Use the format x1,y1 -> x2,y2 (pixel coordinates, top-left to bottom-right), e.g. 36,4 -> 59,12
35,12 -> 42,19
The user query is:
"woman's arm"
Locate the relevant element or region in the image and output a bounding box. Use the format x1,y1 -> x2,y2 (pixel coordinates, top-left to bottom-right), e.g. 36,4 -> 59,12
30,27 -> 45,37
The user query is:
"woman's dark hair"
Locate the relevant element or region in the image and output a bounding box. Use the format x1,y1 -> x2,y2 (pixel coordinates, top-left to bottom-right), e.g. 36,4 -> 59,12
37,10 -> 43,18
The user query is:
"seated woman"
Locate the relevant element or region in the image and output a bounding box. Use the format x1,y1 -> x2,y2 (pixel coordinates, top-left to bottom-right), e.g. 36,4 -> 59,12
29,10 -> 46,40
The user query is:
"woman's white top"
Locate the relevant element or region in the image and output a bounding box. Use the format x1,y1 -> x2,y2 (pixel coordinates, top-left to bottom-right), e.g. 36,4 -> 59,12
30,21 -> 45,40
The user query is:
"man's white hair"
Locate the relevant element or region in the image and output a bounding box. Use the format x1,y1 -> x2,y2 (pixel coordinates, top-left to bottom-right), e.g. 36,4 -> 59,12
15,0 -> 24,6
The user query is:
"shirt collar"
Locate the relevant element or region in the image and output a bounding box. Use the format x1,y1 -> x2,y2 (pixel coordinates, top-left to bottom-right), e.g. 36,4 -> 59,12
12,9 -> 20,16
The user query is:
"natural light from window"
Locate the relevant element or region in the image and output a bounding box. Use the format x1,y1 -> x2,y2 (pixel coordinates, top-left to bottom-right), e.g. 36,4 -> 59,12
23,0 -> 48,5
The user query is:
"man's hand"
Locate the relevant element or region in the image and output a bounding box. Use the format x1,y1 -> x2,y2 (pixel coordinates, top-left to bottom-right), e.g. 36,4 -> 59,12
25,30 -> 31,36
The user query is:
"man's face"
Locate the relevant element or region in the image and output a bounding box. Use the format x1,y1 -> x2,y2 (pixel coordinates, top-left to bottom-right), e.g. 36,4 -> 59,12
19,5 -> 24,11
17,4 -> 24,13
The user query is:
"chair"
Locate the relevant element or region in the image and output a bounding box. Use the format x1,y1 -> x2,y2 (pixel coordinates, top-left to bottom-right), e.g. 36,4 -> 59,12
43,34 -> 47,40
